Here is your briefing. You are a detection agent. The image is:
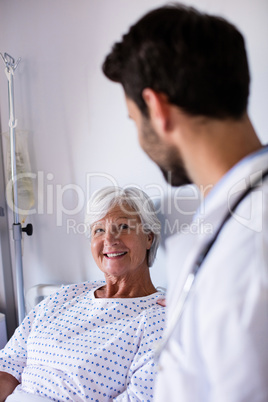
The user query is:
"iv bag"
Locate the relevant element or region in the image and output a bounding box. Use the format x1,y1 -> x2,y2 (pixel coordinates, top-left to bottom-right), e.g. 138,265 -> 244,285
3,130 -> 35,224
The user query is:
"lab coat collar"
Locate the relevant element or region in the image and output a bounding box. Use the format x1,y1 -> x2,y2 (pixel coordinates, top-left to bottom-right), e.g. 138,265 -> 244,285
194,145 -> 268,224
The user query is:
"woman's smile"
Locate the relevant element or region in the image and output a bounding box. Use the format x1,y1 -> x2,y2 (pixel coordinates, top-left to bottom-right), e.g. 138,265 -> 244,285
104,251 -> 127,259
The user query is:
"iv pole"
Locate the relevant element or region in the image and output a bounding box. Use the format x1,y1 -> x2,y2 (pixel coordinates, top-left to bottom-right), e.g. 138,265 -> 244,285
0,52 -> 33,325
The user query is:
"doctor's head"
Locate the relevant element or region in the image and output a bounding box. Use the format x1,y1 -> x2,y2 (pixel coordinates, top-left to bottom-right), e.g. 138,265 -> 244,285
102,3 -> 250,120
102,4 -> 250,187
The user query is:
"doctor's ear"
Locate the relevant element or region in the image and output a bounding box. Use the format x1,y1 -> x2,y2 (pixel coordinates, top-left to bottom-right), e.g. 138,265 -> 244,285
142,88 -> 171,133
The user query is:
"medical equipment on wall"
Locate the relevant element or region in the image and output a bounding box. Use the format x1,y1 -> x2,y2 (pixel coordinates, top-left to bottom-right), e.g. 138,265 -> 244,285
3,130 -> 35,225
155,165 -> 268,361
0,52 -> 34,324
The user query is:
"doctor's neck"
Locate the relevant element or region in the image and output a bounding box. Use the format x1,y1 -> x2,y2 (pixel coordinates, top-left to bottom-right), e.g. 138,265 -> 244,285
176,112 -> 262,194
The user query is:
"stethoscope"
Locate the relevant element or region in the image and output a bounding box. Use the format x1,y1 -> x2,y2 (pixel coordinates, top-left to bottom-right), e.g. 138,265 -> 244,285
155,167 -> 268,361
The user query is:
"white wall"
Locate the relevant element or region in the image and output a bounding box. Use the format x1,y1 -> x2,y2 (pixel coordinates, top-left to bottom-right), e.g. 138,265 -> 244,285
0,0 -> 267,305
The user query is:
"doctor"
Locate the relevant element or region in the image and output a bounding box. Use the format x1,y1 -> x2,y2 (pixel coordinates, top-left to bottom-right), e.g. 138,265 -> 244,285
102,3 -> 268,402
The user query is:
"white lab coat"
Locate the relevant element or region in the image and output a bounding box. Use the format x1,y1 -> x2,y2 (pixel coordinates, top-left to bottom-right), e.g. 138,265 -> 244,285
154,147 -> 268,402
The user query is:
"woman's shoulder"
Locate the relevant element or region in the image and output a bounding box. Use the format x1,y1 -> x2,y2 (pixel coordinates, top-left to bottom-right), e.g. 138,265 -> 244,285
137,291 -> 167,319
46,280 -> 105,302
132,293 -> 166,336
61,280 -> 105,291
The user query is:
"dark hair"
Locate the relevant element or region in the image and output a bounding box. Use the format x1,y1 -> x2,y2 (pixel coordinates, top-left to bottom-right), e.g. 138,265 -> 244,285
102,3 -> 250,119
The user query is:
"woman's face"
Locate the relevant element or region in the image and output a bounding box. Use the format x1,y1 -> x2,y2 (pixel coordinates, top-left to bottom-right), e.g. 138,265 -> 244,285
90,204 -> 153,278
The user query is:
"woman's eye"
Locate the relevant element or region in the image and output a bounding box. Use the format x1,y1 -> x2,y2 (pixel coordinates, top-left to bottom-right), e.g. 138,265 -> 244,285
94,228 -> 104,235
119,223 -> 129,230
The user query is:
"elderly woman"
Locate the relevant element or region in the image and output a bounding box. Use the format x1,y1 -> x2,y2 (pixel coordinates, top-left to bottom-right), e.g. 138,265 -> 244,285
0,186 -> 166,402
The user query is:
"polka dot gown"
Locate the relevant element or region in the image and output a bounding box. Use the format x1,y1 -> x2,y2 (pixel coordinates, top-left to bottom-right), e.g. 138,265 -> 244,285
0,281 -> 166,401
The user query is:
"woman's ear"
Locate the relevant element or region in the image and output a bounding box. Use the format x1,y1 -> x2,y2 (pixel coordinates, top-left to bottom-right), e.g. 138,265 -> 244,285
142,88 -> 171,134
147,232 -> 154,249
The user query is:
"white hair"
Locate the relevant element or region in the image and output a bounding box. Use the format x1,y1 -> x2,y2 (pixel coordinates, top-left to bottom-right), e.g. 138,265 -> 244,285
85,186 -> 161,267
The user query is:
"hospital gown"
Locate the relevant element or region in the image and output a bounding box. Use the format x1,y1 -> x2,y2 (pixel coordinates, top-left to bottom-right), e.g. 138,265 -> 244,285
0,280 -> 166,401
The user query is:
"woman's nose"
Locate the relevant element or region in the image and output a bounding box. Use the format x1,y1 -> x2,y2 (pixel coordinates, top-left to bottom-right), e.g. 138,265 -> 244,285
104,227 -> 120,245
